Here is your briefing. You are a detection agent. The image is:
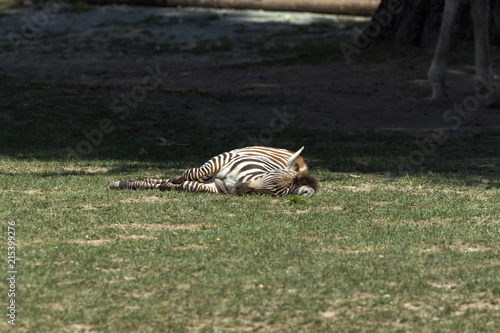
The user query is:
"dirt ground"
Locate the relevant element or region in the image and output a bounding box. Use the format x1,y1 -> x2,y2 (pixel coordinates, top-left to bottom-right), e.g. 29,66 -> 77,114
1,4 -> 500,137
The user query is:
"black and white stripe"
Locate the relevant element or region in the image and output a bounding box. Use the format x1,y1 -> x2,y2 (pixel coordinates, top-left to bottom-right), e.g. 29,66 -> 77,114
109,146 -> 318,197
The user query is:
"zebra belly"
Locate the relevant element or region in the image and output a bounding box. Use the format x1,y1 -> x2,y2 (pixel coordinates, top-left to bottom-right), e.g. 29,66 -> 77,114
214,178 -> 234,194
214,158 -> 263,194
214,163 -> 244,194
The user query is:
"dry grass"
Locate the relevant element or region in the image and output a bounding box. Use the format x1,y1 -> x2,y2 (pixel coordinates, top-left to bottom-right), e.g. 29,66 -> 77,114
99,222 -> 211,231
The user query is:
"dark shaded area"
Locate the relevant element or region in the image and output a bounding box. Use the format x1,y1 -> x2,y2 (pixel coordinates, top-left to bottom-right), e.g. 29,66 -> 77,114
0,4 -> 499,185
369,0 -> 500,47
1,77 -> 499,186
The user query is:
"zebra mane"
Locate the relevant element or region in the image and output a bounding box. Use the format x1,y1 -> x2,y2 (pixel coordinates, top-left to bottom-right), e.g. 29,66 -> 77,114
294,172 -> 319,193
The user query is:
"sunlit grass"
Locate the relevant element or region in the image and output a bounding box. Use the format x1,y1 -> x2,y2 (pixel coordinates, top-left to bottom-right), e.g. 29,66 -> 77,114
0,78 -> 499,332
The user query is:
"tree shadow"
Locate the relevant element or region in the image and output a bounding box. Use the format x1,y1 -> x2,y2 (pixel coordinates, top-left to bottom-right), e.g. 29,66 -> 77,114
0,5 -> 499,186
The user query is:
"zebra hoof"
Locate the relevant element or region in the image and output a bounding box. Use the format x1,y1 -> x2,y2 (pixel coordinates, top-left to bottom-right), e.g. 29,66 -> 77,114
430,96 -> 453,108
109,181 -> 127,189
170,175 -> 184,184
159,183 -> 171,191
485,98 -> 500,109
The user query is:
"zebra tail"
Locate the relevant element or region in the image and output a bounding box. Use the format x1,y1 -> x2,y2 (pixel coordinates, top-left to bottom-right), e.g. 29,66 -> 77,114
109,178 -> 169,190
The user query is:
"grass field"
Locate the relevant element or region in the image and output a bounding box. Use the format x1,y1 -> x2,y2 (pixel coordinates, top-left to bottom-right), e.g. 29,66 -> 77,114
0,4 -> 499,331
0,78 -> 499,332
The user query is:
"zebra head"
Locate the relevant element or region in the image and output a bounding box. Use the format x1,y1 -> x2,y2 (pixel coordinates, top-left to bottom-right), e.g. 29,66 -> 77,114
234,147 -> 318,197
292,172 -> 318,198
235,169 -> 318,197
286,147 -> 318,197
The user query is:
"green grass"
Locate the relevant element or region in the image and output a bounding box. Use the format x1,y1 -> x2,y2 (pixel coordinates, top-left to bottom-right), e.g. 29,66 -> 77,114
237,25 -> 352,60
255,36 -> 349,58
65,19 -> 352,59
191,37 -> 234,54
68,1 -> 95,12
0,0 -> 19,10
0,80 -> 499,332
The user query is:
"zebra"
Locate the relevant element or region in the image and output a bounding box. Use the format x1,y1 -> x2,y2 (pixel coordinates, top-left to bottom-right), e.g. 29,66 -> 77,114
109,146 -> 318,197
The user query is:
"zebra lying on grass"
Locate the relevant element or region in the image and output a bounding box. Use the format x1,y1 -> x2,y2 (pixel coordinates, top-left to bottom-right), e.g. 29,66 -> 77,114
109,146 -> 318,197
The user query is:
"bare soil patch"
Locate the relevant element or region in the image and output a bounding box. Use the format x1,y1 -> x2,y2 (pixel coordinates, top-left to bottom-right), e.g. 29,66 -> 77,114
317,246 -> 374,254
120,196 -> 175,203
172,244 -> 210,250
68,239 -> 112,246
67,234 -> 157,246
100,222 -> 210,231
454,300 -> 500,316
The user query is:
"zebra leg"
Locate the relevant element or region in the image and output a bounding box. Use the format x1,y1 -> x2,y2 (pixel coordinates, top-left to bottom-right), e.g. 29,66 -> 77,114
171,152 -> 235,184
159,181 -> 219,194
109,178 -> 169,190
427,0 -> 460,103
470,0 -> 500,108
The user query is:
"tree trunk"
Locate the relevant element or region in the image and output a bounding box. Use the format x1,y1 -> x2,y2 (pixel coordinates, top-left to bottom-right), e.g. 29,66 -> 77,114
367,0 -> 500,47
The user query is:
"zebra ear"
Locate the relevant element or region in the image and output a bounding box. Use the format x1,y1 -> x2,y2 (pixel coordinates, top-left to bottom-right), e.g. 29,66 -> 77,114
286,146 -> 305,171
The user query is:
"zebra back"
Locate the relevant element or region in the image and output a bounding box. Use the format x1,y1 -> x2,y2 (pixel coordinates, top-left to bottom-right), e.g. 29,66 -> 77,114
109,146 -> 317,197
230,146 -> 308,173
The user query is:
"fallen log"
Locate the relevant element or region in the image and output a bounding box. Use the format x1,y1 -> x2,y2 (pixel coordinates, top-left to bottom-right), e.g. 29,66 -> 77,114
81,0 -> 381,16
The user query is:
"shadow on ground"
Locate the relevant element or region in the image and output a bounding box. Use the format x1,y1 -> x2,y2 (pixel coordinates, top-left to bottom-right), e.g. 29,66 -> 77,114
0,4 -> 499,183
